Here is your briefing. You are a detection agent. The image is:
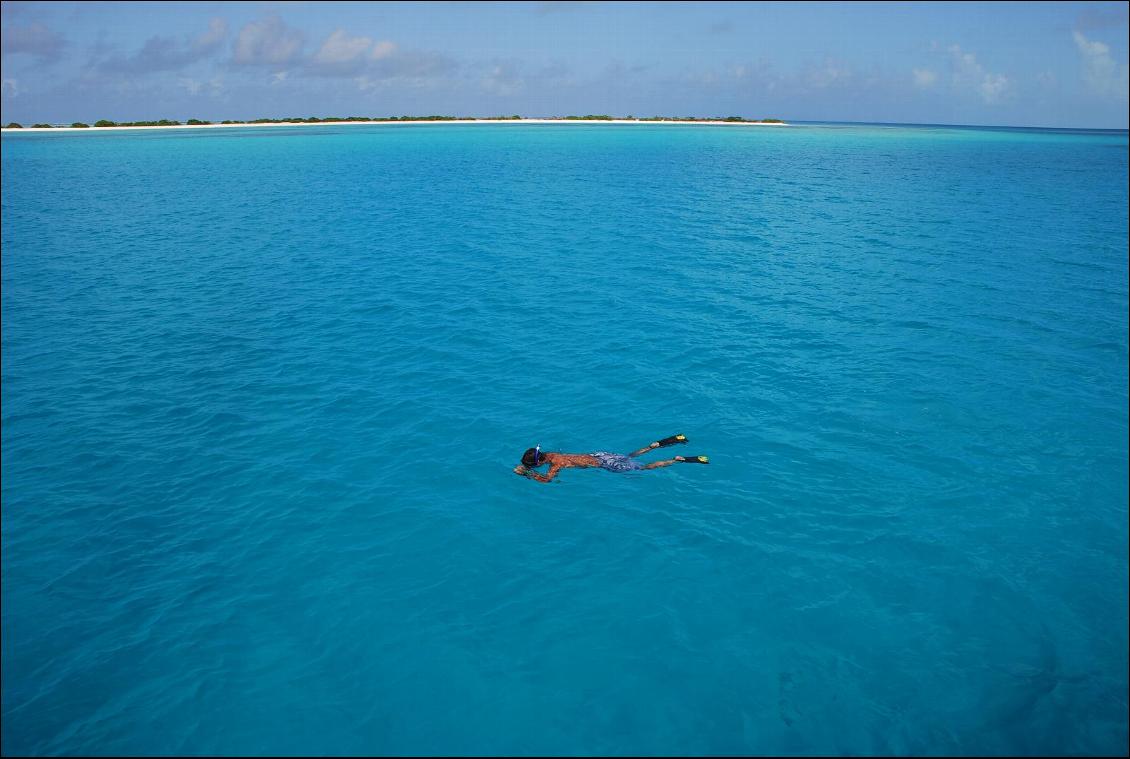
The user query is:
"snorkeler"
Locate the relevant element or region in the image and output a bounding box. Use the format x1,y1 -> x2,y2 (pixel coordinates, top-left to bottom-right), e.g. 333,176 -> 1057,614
513,434 -> 709,483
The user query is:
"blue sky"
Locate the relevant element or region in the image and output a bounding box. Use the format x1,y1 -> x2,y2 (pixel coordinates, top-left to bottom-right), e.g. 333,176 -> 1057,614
2,1 -> 1127,128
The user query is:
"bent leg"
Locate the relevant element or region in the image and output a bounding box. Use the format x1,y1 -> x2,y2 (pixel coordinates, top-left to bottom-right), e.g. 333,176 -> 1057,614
629,434 -> 687,457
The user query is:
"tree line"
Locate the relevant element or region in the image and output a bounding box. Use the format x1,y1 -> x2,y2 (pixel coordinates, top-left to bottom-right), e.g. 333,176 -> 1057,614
4,114 -> 784,129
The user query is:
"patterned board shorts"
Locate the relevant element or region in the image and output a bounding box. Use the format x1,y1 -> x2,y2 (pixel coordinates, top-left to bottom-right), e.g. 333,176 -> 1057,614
591,452 -> 643,472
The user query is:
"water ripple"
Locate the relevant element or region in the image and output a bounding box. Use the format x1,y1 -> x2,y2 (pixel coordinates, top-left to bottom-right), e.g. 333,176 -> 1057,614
2,124 -> 1127,756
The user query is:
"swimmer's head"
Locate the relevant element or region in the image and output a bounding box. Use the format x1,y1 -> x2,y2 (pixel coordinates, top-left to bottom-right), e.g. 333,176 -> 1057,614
521,445 -> 543,468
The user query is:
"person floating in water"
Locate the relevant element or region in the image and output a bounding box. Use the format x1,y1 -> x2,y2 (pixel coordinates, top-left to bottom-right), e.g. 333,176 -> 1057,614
513,434 -> 709,483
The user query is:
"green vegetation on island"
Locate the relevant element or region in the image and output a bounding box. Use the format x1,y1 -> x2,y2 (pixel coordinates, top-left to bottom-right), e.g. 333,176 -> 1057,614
639,115 -> 784,123
4,114 -> 787,130
94,119 -> 182,127
233,115 -> 480,124
32,123 -> 53,128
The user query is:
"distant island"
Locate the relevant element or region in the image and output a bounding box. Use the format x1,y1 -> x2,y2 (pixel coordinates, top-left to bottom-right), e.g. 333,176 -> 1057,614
2,115 -> 786,131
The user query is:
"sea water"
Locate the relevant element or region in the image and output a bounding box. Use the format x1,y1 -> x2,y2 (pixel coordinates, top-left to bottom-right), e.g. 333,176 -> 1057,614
2,123 -> 1127,756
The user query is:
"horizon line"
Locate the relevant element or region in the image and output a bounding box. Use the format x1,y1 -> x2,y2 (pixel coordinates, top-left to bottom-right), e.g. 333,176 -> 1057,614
790,118 -> 1129,132
1,116 -> 788,132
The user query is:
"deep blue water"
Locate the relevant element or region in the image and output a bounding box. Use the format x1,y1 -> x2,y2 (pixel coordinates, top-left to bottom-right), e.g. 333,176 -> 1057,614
2,123 -> 1127,756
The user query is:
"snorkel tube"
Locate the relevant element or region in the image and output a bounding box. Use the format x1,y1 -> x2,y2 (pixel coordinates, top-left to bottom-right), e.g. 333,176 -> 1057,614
533,444 -> 541,466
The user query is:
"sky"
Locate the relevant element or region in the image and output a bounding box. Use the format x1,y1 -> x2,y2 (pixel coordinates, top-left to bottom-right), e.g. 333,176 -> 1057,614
1,1 -> 1127,128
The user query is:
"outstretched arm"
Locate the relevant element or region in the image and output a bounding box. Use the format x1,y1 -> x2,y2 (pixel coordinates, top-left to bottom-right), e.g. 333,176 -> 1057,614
513,464 -> 562,483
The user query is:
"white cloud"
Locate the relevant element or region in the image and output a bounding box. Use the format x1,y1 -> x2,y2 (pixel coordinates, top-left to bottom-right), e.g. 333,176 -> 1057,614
178,76 -> 223,97
99,18 -> 227,73
313,30 -> 372,65
178,77 -> 202,95
534,2 -> 591,14
1,23 -> 65,62
197,18 -> 228,49
307,33 -> 400,77
482,62 -> 525,96
232,16 -> 303,66
1073,30 -> 1129,101
912,68 -> 937,89
353,75 -> 383,92
353,49 -> 456,91
979,73 -> 1008,103
355,49 -> 457,87
371,41 -> 397,60
1,78 -> 18,97
807,61 -> 851,89
947,44 -> 1010,103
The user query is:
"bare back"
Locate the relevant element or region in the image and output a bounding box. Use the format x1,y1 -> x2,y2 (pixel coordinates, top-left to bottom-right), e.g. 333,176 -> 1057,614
515,452 -> 600,482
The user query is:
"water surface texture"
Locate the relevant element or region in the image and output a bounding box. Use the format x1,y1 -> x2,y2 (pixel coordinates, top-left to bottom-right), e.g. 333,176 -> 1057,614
3,123 -> 1128,756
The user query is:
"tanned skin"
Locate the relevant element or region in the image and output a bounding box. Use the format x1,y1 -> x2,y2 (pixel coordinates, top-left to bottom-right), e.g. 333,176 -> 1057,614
513,441 -> 690,484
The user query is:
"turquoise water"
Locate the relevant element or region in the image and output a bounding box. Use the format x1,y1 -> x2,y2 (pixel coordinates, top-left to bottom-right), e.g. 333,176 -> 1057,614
2,123 -> 1127,756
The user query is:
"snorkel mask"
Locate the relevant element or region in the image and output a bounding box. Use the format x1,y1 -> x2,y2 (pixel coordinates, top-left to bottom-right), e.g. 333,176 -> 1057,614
520,444 -> 543,469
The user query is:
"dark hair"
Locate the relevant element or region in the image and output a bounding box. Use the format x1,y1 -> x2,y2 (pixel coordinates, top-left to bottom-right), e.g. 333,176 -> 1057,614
521,447 -> 542,467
